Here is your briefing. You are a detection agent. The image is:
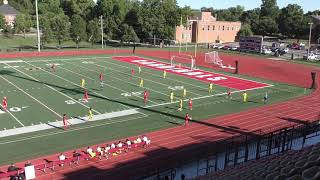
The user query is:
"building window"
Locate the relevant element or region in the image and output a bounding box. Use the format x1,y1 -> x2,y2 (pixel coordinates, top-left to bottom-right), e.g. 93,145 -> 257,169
227,26 -> 229,31
202,26 -> 205,31
189,25 -> 192,30
212,25 -> 215,30
222,26 -> 225,31
232,26 -> 234,31
207,25 -> 210,31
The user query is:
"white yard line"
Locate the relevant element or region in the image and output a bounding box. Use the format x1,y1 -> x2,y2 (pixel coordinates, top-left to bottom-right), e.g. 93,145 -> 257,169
20,61 -> 103,114
0,112 -> 148,144
59,61 -> 159,105
23,61 -> 130,110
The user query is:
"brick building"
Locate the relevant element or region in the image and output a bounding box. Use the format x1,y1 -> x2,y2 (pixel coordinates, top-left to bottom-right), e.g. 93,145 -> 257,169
0,0 -> 19,27
176,12 -> 241,44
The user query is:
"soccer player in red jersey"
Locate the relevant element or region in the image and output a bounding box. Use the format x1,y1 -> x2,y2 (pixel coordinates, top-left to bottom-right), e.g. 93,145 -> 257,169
143,90 -> 149,105
185,113 -> 191,127
2,97 -> 7,111
227,89 -> 232,99
84,90 -> 89,103
62,114 -> 71,130
188,99 -> 193,110
131,68 -> 135,80
99,73 -> 104,88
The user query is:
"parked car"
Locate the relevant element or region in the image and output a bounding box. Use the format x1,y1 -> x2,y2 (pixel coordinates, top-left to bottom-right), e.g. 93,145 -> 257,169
262,48 -> 272,55
303,53 -> 319,60
210,43 -> 220,49
231,46 -> 239,51
222,45 -> 232,50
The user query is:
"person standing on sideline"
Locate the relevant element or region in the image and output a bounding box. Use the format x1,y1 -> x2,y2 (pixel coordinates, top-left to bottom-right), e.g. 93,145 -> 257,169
84,90 -> 89,103
242,91 -> 248,103
185,113 -> 191,127
263,92 -> 268,104
139,78 -> 144,87
227,89 -> 232,99
183,88 -> 187,99
178,98 -> 183,111
81,79 -> 85,88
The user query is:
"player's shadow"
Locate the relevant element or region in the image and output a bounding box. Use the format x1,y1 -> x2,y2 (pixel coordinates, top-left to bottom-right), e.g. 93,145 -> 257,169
59,87 -> 84,95
166,120 -> 181,126
0,70 -> 15,75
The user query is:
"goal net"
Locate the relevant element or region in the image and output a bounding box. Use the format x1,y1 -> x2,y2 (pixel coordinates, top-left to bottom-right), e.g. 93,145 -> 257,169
205,51 -> 223,66
170,54 -> 195,70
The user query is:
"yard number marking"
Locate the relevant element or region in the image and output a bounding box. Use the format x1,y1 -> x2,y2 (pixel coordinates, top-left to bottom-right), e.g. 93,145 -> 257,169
168,86 -> 184,91
121,91 -> 143,97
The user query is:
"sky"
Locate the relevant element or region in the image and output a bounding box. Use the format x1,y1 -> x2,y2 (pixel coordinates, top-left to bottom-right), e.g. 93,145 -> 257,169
177,0 -> 319,12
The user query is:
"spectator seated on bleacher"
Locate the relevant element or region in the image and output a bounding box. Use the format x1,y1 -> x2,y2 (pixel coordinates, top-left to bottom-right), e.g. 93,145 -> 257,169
96,146 -> 103,160
104,144 -> 111,159
111,143 -> 116,149
58,153 -> 66,166
24,161 -> 32,167
86,147 -> 96,158
133,137 -> 142,148
117,141 -> 124,153
142,135 -> 151,148
126,139 -> 132,152
72,150 -> 81,164
7,164 -> 18,172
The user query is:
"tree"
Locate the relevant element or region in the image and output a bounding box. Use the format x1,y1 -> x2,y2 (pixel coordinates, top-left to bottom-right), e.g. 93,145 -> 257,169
70,14 -> 87,48
8,0 -> 33,14
120,23 -> 139,43
260,0 -> 279,18
61,0 -> 95,19
237,24 -> 253,37
240,8 -> 260,34
51,14 -> 70,47
87,19 -> 101,47
40,14 -> 54,45
14,14 -> 33,38
0,14 -> 5,30
258,16 -> 278,36
214,5 -> 244,21
278,4 -> 306,39
259,0 -> 279,36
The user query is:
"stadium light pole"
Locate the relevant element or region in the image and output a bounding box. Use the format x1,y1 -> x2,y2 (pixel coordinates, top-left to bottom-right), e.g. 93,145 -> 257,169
35,0 -> 41,52
195,17 -> 198,58
100,16 -> 104,49
307,22 -> 313,59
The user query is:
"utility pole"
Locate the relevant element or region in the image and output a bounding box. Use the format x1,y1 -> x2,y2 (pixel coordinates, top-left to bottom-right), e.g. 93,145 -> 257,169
100,16 -> 104,49
307,22 -> 313,59
35,0 -> 41,52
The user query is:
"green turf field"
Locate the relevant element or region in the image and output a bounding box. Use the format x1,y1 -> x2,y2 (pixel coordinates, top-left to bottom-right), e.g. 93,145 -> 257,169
0,54 -> 311,165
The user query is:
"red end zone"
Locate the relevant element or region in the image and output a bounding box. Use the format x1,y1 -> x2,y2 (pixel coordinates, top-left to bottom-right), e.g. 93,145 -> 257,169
112,56 -> 272,90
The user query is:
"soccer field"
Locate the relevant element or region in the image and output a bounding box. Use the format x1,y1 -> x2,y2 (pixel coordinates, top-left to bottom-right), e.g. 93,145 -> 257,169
0,54 -> 309,164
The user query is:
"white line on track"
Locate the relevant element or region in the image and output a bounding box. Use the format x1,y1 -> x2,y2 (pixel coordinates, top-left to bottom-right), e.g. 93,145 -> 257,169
21,61 -> 102,114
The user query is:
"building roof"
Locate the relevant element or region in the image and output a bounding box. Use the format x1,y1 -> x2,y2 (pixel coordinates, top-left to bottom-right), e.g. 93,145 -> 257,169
0,4 -> 19,15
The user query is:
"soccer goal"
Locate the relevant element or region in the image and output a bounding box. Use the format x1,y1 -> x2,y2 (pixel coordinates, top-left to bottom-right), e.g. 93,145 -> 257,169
171,54 -> 196,70
205,51 -> 223,66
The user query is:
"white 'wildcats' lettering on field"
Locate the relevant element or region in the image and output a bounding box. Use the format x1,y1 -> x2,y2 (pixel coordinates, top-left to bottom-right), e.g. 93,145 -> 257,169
207,77 -> 228,81
113,56 -> 272,90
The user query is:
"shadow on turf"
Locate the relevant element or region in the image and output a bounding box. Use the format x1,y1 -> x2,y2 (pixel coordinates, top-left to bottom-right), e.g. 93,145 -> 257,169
4,72 -> 262,137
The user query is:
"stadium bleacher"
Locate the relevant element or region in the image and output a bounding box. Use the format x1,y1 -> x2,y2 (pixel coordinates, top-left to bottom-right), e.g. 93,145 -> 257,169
194,143 -> 320,180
